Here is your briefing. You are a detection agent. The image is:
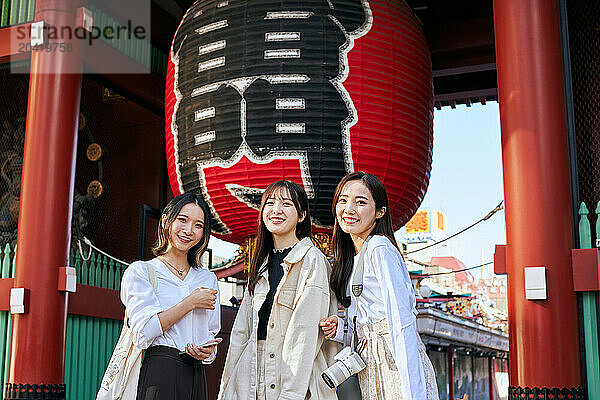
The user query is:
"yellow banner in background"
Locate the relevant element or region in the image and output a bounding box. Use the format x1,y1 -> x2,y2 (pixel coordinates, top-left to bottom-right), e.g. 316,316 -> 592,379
406,209 -> 430,233
435,210 -> 447,231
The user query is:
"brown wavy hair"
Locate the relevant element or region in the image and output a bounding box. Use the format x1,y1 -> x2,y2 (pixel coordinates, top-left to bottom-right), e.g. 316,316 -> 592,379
330,172 -> 399,307
152,192 -> 212,268
247,181 -> 311,295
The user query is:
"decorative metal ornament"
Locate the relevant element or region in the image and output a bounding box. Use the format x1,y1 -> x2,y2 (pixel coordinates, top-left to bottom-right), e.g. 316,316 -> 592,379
508,387 -> 584,400
166,0 -> 433,244
311,232 -> 332,259
87,180 -> 105,198
86,143 -> 104,162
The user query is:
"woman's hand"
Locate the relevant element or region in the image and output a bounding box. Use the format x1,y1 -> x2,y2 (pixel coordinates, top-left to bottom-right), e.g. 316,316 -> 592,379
185,338 -> 223,360
158,287 -> 218,333
319,315 -> 338,340
187,287 -> 218,310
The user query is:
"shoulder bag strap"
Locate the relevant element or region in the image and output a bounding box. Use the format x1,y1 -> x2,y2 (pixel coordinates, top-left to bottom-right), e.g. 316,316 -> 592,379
349,236 -> 372,349
146,263 -> 157,293
125,262 -> 158,327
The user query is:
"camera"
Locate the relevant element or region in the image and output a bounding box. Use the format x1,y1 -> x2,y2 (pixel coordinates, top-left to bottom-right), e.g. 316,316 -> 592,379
321,346 -> 366,389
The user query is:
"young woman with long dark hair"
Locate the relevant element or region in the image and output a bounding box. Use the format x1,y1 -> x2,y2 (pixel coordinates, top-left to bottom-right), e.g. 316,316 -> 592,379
319,172 -> 438,400
121,193 -> 221,399
219,180 -> 338,400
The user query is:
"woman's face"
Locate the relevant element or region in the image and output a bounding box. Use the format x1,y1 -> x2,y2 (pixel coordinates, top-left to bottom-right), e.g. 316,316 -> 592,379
262,188 -> 304,239
335,180 -> 384,239
164,203 -> 205,254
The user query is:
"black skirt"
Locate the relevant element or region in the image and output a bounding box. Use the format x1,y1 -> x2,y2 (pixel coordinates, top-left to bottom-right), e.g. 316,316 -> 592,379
137,345 -> 207,400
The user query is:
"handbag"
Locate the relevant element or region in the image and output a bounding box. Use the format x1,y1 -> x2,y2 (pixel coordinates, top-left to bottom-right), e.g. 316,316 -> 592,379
96,264 -> 157,400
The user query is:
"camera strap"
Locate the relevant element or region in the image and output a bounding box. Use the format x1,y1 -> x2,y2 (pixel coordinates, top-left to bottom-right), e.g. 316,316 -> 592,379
352,315 -> 359,351
351,236 -> 371,298
349,236 -> 371,351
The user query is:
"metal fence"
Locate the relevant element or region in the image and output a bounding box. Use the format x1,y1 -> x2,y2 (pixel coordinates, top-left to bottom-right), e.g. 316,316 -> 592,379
65,314 -> 122,399
0,244 -> 14,397
568,1 -> 600,242
0,0 -> 34,28
576,202 -> 600,400
0,244 -> 127,399
64,248 -> 128,399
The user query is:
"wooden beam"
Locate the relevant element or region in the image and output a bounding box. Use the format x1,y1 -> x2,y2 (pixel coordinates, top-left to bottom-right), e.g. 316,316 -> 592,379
433,63 -> 496,78
494,245 -> 507,275
0,278 -> 15,311
434,88 -> 497,104
0,24 -> 164,113
0,280 -> 124,320
571,248 -> 600,291
68,284 -> 124,320
83,38 -> 164,114
0,24 -> 32,63
429,17 -> 495,55
428,17 -> 496,71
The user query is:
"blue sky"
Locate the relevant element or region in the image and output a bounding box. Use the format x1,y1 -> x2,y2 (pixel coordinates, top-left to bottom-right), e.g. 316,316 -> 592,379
417,102 -> 506,277
210,102 -> 507,277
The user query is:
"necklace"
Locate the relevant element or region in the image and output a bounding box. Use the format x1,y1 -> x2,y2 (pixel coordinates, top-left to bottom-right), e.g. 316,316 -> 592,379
160,257 -> 188,277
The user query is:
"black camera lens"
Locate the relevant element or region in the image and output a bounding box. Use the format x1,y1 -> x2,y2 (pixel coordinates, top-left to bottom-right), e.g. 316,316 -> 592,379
322,372 -> 336,389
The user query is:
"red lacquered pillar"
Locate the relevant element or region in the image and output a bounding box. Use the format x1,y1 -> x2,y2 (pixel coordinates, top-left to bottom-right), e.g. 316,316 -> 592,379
6,0 -> 82,397
493,0 -> 582,397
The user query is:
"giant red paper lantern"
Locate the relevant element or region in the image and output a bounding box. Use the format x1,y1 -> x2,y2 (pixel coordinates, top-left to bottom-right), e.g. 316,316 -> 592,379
165,0 -> 433,244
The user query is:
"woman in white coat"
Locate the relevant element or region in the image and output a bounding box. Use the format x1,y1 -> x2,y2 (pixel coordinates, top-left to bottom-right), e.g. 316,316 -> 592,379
319,172 -> 438,400
219,180 -> 338,400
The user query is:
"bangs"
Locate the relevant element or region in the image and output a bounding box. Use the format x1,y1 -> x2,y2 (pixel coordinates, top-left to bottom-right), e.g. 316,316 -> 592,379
265,186 -> 292,201
261,181 -> 295,206
259,180 -> 309,230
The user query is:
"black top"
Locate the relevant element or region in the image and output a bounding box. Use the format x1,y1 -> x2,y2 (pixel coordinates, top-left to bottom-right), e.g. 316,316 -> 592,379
257,246 -> 292,340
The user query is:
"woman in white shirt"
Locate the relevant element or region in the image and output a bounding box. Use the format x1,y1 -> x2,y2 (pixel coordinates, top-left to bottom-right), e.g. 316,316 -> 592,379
218,180 -> 338,400
319,172 -> 438,400
121,193 -> 221,399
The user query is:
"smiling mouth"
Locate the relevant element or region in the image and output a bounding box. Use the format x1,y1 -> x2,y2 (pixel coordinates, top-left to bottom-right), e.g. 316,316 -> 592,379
342,217 -> 358,224
269,217 -> 285,224
177,235 -> 192,243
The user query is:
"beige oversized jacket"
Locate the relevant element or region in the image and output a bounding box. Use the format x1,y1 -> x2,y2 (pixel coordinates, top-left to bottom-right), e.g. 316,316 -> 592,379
218,237 -> 339,400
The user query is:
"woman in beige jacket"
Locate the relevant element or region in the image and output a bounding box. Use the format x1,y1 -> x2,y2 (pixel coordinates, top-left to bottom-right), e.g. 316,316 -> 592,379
218,180 -> 338,400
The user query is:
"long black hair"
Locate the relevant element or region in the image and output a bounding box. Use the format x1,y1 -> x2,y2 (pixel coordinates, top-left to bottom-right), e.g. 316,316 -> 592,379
152,192 -> 212,268
330,172 -> 399,307
247,180 -> 311,295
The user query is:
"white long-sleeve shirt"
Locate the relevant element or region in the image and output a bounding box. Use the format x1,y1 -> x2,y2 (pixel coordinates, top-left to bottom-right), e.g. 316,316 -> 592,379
333,235 -> 426,400
120,258 -> 220,362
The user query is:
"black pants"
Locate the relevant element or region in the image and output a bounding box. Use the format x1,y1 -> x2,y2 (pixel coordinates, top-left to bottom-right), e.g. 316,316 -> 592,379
137,345 -> 207,400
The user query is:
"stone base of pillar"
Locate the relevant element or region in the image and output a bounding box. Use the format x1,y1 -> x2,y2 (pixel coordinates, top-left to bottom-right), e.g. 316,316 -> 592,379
4,383 -> 65,399
509,386 -> 584,399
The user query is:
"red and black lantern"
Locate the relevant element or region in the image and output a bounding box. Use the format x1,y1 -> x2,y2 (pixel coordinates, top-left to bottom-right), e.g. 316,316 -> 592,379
165,0 -> 433,244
